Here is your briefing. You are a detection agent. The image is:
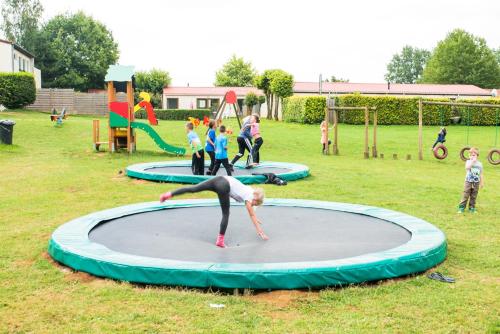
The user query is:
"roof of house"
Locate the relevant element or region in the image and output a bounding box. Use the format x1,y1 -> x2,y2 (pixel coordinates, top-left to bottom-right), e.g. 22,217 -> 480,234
0,38 -> 35,59
163,86 -> 263,96
294,82 -> 492,96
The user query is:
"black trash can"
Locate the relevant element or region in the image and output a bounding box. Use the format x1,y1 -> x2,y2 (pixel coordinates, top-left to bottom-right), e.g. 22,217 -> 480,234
0,120 -> 16,145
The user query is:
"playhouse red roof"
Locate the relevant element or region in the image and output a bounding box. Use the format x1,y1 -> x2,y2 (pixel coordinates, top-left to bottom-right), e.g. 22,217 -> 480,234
163,87 -> 263,96
293,82 -> 492,96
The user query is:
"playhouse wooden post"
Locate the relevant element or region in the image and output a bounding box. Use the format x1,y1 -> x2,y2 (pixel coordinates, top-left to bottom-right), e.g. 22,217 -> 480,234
333,108 -> 339,155
364,107 -> 369,159
107,82 -> 115,152
372,109 -> 378,158
126,81 -> 134,153
418,98 -> 423,160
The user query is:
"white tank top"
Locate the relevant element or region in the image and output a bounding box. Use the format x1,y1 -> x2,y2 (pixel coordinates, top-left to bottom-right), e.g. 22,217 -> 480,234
223,176 -> 254,202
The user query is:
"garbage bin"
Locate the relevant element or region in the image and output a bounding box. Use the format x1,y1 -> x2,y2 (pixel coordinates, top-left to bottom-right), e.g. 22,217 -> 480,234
0,120 -> 16,145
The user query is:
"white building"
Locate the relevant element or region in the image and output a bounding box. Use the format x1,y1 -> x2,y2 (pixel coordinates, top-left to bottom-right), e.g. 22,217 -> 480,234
0,38 -> 41,88
163,86 -> 267,116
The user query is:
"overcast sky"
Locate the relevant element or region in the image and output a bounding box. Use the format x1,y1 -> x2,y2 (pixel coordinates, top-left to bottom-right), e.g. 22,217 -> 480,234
29,0 -> 500,85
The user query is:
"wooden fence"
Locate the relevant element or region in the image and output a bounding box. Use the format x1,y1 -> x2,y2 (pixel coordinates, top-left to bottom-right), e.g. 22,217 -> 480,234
27,88 -> 127,115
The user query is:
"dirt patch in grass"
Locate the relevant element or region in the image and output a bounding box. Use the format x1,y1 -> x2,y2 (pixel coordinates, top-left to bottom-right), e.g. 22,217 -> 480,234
247,290 -> 318,308
132,179 -> 149,185
42,251 -> 99,283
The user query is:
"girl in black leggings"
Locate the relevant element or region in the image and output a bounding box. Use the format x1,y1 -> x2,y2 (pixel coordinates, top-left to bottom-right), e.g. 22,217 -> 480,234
160,176 -> 267,248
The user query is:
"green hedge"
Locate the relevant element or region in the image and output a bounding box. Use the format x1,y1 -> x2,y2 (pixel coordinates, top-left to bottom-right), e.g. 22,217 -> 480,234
0,72 -> 36,109
282,94 -> 500,125
135,109 -> 212,121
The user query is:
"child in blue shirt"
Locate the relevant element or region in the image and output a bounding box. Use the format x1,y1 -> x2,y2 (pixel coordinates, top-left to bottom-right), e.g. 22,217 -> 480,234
211,125 -> 232,176
205,120 -> 217,175
186,122 -> 204,175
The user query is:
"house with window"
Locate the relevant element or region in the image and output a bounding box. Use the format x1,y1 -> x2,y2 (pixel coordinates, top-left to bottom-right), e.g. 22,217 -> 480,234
0,38 -> 41,88
163,86 -> 266,114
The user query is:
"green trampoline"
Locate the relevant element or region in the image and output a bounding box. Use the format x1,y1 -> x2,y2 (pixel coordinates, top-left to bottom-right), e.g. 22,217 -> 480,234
125,160 -> 310,184
48,199 -> 447,290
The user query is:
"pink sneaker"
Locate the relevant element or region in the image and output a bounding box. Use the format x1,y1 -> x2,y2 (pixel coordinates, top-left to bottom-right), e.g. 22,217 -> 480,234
215,234 -> 226,248
159,192 -> 173,202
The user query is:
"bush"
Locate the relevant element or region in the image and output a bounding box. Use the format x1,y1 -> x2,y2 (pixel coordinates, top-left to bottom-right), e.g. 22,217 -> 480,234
0,72 -> 36,109
282,96 -> 306,123
135,109 -> 211,121
282,93 -> 500,125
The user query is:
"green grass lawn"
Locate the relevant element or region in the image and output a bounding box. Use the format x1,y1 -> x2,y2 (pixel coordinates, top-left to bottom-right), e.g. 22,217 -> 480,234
0,110 -> 499,333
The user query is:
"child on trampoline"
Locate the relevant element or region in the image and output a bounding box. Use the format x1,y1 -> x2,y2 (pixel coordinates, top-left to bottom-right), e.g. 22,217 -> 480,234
432,127 -> 447,149
186,122 -> 204,175
249,114 -> 263,167
230,116 -> 253,169
205,120 -> 217,175
159,176 -> 267,248
457,147 -> 484,213
211,125 -> 232,176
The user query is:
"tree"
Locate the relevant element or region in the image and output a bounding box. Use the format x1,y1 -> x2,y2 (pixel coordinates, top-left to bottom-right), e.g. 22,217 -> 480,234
33,11 -> 119,91
384,46 -> 430,83
214,55 -> 256,87
135,69 -> 172,108
493,48 -> 500,65
0,0 -> 43,52
244,92 -> 258,115
270,70 -> 294,121
421,29 -> 500,88
255,70 -> 274,119
328,75 -> 349,83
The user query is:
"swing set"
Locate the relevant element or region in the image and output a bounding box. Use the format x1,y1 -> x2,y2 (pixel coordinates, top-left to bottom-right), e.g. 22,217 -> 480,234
418,99 -> 500,165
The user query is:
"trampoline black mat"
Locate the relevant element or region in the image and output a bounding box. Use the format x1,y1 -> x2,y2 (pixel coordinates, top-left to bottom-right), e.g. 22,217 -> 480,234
89,206 -> 411,263
145,166 -> 293,176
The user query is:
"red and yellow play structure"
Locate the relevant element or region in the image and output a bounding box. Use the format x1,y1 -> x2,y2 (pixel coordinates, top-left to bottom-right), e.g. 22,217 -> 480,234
92,65 -> 185,155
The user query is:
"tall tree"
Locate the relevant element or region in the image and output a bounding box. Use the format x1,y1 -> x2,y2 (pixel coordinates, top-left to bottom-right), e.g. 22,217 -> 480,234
270,70 -> 294,121
214,55 -> 256,87
135,69 -> 171,108
255,70 -> 274,119
0,0 -> 43,52
384,46 -> 430,83
493,48 -> 500,65
33,11 -> 119,91
421,29 -> 500,88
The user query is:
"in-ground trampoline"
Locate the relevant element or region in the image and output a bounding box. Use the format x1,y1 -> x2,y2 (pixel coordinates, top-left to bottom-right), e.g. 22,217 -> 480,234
126,160 -> 309,184
48,199 -> 447,290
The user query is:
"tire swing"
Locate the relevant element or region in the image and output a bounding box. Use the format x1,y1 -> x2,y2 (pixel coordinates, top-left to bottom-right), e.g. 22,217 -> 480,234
460,107 -> 471,162
433,144 -> 448,159
433,109 -> 448,160
487,110 -> 500,165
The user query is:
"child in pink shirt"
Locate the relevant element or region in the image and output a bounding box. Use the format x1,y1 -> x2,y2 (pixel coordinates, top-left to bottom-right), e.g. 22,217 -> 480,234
250,115 -> 263,166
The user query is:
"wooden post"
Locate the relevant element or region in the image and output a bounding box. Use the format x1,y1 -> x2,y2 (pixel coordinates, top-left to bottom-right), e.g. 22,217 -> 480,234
393,153 -> 398,160
93,119 -> 99,150
107,82 -> 115,153
364,107 -> 369,159
126,81 -> 133,153
324,107 -> 330,155
333,109 -> 339,155
418,98 -> 423,160
372,110 -> 378,158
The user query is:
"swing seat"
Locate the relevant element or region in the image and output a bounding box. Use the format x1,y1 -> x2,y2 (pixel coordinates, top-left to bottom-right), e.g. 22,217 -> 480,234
487,149 -> 500,165
459,146 -> 471,162
433,144 -> 448,160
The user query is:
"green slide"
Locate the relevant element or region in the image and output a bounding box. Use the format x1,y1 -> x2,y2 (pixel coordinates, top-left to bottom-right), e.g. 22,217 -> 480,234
131,121 -> 186,156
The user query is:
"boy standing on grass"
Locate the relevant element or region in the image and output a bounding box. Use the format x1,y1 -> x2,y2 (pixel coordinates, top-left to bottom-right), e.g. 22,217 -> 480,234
211,125 -> 232,176
457,147 -> 484,213
186,122 -> 204,175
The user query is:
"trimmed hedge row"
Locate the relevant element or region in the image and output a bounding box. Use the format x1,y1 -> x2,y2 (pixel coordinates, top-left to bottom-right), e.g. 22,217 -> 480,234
136,109 -> 212,121
282,94 -> 500,125
0,72 -> 36,109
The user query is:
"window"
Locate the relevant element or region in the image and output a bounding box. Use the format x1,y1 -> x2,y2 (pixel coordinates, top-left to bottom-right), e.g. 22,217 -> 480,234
166,98 -> 179,109
197,98 -> 208,109
210,99 -> 220,109
19,58 -> 21,71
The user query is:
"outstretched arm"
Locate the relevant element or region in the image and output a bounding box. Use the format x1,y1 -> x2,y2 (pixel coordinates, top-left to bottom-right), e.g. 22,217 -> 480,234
245,201 -> 269,240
